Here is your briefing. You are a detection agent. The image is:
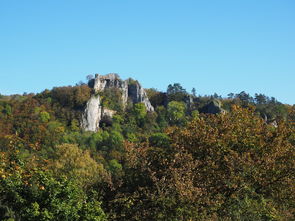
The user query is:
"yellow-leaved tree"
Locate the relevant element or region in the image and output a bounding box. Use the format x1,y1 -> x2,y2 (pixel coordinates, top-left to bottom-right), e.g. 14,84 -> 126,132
49,143 -> 110,189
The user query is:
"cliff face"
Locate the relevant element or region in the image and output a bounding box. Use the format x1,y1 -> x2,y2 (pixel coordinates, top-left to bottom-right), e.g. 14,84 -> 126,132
82,73 -> 154,132
128,82 -> 154,112
81,95 -> 101,132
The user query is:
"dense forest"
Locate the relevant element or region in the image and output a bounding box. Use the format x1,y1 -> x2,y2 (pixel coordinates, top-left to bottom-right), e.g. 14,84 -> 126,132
0,75 -> 294,220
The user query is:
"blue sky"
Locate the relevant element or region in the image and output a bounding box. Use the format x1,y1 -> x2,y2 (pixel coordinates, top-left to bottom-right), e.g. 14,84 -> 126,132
1,0 -> 294,104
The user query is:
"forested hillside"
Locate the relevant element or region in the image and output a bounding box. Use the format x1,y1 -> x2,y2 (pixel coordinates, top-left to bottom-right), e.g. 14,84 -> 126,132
0,75 -> 294,220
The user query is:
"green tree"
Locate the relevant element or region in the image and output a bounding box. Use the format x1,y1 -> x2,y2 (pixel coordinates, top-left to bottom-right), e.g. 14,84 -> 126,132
191,88 -> 196,97
108,159 -> 123,176
149,133 -> 170,148
39,111 -> 50,123
49,143 -> 109,189
167,83 -> 187,102
133,103 -> 147,126
146,88 -> 167,107
0,171 -> 107,220
0,148 -> 107,221
108,131 -> 124,151
3,104 -> 12,116
70,119 -> 80,131
254,93 -> 268,104
156,106 -> 168,129
167,101 -> 186,125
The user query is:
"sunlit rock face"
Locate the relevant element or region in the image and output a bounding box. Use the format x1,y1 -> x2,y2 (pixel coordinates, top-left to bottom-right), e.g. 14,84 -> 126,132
93,73 -> 129,107
128,82 -> 154,112
82,95 -> 101,132
93,73 -> 154,111
102,108 -> 116,119
82,73 -> 154,132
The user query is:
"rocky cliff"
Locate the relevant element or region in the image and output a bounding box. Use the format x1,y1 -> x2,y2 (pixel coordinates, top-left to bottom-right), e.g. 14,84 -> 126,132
81,95 -> 101,132
82,73 -> 154,132
128,81 -> 154,112
93,73 -> 129,106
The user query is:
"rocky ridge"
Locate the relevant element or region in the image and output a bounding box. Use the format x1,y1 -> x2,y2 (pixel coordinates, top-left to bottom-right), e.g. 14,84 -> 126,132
82,73 -> 154,132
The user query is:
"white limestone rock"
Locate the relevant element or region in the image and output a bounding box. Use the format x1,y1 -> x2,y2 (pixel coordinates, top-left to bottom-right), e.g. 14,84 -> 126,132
93,74 -> 153,111
128,82 -> 154,112
82,73 -> 154,132
81,95 -> 102,132
102,108 -> 116,118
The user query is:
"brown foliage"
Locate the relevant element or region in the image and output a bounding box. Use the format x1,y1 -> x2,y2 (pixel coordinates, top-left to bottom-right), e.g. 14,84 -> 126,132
109,106 -> 295,220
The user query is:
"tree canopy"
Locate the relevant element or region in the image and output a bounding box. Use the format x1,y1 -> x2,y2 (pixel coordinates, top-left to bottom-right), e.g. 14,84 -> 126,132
0,79 -> 294,220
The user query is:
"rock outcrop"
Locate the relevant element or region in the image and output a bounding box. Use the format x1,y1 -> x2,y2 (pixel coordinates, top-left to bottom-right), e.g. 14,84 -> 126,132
92,73 -> 153,111
93,73 -> 129,106
82,73 -> 154,132
128,81 -> 154,112
81,95 -> 101,132
200,99 -> 226,114
102,108 -> 116,119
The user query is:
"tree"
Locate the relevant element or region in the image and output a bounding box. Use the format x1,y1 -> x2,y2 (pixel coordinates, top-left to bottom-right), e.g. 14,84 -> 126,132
167,83 -> 186,95
3,104 -> 12,116
107,131 -> 124,151
49,143 -> 109,189
86,74 -> 94,82
0,147 -> 107,221
227,93 -> 235,99
167,105 -> 295,219
51,85 -> 91,109
191,110 -> 199,119
39,111 -> 50,123
73,85 -> 92,109
70,119 -> 80,131
145,88 -> 167,107
107,106 -> 294,220
106,141 -> 200,221
167,83 -> 187,102
254,93 -> 268,104
0,171 -> 107,220
108,159 -> 123,176
236,91 -> 254,105
191,88 -> 196,97
155,106 -> 168,129
133,103 -> 147,126
46,121 -> 65,146
149,133 -> 170,148
167,101 -> 186,125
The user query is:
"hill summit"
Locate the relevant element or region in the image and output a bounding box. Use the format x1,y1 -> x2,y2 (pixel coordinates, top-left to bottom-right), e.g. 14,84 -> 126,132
82,73 -> 154,132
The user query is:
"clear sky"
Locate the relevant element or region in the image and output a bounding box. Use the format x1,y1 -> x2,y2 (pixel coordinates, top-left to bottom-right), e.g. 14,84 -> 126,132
1,0 -> 294,104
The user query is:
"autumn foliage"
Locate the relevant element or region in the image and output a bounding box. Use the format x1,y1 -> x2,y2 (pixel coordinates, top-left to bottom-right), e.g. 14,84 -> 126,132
104,106 -> 295,220
0,83 -> 294,220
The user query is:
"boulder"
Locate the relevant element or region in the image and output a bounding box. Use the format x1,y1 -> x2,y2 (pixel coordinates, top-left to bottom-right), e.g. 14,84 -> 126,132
200,99 -> 225,114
